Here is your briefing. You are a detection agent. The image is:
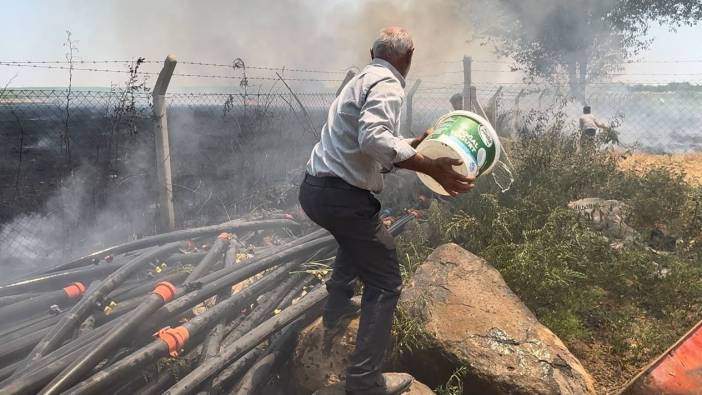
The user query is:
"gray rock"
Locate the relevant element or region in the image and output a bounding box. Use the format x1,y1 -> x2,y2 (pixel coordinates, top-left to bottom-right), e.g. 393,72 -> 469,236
568,197 -> 640,244
398,243 -> 597,395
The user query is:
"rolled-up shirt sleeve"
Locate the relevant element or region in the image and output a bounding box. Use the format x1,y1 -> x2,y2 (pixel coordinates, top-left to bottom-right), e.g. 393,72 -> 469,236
358,79 -> 416,170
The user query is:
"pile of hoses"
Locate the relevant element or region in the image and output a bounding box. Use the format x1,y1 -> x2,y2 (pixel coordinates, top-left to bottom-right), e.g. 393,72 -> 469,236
0,213 -> 415,394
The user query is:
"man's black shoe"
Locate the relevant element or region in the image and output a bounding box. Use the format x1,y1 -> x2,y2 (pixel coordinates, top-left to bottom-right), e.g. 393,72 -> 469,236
345,373 -> 413,395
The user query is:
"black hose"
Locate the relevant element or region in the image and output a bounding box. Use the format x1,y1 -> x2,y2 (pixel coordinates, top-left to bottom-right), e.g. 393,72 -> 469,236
140,236 -> 334,336
0,288 -> 80,324
0,318 -> 122,395
133,347 -> 202,395
62,259 -> 303,395
35,219 -> 297,275
0,326 -> 50,368
231,315 -> 302,394
107,270 -> 188,302
210,278 -> 310,393
193,236 -> 237,395
14,243 -> 182,377
193,318 -> 228,395
0,263 -> 121,297
162,286 -> 327,395
38,284 -> 177,394
0,312 -> 59,341
210,346 -> 266,393
0,360 -> 20,382
184,235 -> 230,284
221,273 -> 304,349
0,293 -> 41,307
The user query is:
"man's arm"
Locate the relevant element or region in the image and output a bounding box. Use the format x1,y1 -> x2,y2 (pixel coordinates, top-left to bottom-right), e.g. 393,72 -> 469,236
357,79 -> 474,196
357,78 -> 416,170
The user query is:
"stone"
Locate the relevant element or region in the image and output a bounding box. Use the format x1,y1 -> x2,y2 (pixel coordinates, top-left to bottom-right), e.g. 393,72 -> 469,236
568,197 -> 640,244
291,316 -> 359,394
398,243 -> 597,395
312,377 -> 436,395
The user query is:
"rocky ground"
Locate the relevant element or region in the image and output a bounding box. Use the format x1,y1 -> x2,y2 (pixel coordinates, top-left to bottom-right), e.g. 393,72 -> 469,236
291,243 -> 598,395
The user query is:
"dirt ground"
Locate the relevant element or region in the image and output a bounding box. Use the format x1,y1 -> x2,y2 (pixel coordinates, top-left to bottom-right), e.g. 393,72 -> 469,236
620,152 -> 702,185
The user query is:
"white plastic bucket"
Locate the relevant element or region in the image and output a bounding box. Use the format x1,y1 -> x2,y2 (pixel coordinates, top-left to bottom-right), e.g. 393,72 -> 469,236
416,111 -> 501,195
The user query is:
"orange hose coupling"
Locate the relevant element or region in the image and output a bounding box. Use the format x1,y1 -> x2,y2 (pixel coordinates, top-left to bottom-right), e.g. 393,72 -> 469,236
155,326 -> 190,357
152,281 -> 177,303
217,232 -> 232,241
63,282 -> 86,299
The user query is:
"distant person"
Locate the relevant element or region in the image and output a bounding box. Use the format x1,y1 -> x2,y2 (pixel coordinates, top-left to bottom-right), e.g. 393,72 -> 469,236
579,105 -> 607,146
450,92 -> 463,111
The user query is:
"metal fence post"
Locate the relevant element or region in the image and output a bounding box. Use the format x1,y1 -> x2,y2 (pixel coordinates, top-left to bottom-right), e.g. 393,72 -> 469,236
405,79 -> 421,136
463,56 -> 472,111
152,55 -> 177,232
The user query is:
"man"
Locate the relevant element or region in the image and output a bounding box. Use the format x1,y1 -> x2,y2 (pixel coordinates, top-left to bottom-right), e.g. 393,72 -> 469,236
579,105 -> 607,147
449,92 -> 463,111
299,27 -> 474,395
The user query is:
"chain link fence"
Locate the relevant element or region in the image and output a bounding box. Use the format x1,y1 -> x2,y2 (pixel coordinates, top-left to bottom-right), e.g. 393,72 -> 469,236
1,83 -> 700,275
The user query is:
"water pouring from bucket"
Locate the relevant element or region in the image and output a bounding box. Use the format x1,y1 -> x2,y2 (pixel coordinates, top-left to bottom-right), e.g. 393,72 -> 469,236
416,111 -> 511,195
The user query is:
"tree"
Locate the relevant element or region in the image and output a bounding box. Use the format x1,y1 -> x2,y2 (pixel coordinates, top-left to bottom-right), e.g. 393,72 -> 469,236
475,0 -> 702,96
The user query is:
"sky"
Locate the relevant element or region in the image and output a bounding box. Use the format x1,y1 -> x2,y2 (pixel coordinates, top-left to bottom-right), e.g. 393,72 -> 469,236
1,1 -> 701,89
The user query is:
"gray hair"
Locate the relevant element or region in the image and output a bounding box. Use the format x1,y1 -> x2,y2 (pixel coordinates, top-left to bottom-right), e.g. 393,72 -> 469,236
372,27 -> 414,59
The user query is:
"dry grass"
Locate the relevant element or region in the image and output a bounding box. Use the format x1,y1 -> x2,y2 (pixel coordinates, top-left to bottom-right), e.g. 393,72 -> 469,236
621,152 -> 702,185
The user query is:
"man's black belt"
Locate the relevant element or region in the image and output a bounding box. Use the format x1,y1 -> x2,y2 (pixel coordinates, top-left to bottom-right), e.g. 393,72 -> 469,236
304,173 -> 369,193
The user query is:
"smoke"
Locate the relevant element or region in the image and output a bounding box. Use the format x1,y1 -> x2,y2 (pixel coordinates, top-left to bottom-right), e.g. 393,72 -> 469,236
1,0 -> 507,88
0,126 -> 156,280
107,0 -> 487,70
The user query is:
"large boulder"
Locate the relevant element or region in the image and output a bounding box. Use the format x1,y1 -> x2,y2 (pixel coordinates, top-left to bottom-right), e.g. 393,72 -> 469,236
291,316 -> 359,394
312,379 -> 436,395
398,243 -> 596,395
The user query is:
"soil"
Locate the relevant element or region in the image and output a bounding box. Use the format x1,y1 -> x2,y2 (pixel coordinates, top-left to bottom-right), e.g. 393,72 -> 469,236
620,152 -> 702,185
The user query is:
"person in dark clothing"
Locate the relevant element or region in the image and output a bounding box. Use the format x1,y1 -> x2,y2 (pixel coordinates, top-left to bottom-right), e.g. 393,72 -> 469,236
299,27 -> 474,395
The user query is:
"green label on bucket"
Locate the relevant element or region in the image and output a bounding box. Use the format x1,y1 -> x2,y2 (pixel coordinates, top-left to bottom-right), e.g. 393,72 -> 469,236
428,114 -> 497,175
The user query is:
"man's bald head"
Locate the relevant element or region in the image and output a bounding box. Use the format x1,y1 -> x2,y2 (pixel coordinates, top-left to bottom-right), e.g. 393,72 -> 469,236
371,26 -> 414,78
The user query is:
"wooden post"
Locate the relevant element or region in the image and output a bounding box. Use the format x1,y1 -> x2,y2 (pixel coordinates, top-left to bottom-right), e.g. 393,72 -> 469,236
405,79 -> 421,136
152,55 -> 177,232
462,56 -> 472,111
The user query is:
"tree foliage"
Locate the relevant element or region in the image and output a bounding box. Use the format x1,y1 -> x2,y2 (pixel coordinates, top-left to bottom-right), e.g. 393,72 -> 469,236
475,0 -> 702,95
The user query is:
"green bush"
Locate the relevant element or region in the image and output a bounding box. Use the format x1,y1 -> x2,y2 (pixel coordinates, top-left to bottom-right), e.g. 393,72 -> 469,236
397,108 -> 702,388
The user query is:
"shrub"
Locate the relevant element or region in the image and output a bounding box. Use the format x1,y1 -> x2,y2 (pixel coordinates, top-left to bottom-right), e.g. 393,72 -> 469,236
397,108 -> 702,390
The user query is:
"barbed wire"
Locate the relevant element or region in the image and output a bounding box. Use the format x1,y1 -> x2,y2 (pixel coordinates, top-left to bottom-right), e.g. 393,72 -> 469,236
0,62 -> 343,82
0,60 -> 348,74
3,60 -> 701,86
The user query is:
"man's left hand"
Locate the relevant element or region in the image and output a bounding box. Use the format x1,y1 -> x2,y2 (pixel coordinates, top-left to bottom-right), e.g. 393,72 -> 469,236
410,128 -> 432,148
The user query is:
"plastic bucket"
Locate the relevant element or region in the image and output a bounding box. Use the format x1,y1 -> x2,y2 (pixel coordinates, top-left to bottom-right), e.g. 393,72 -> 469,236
416,111 -> 501,195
